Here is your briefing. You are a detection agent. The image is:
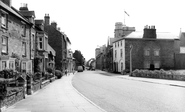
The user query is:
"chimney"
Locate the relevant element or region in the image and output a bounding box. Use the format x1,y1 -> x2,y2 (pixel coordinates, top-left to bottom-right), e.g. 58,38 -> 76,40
1,0 -> 12,7
19,3 -> 28,11
44,14 -> 50,26
143,25 -> 157,39
51,22 -> 57,29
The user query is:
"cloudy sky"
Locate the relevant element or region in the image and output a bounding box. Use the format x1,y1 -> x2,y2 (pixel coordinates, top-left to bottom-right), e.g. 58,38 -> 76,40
12,0 -> 185,60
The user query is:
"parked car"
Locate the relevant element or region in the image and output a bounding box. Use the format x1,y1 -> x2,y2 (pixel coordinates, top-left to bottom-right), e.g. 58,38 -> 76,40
77,66 -> 83,72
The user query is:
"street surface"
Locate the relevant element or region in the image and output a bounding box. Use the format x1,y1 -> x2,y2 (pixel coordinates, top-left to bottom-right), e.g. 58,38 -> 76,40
4,74 -> 103,112
72,70 -> 185,112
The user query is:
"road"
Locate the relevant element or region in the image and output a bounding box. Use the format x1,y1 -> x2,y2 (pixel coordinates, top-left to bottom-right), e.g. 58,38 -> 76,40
72,70 -> 185,112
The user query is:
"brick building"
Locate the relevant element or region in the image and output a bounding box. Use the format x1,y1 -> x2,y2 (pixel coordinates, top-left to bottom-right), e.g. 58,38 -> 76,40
113,25 -> 179,72
44,14 -> 67,71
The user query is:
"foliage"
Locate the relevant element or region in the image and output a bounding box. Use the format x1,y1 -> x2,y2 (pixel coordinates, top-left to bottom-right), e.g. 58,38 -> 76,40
46,67 -> 53,74
130,69 -> 185,81
55,70 -> 63,79
34,57 -> 42,72
73,50 -> 85,66
0,69 -> 14,79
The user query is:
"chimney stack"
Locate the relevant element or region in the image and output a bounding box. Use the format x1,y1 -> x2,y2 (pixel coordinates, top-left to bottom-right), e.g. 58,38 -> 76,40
51,22 -> 57,29
19,3 -> 28,11
143,25 -> 157,39
44,14 -> 50,26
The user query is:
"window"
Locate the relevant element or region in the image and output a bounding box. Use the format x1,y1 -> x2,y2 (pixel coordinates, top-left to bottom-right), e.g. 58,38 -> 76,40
115,50 -> 117,58
121,41 -> 122,46
22,42 -> 26,56
22,25 -> 26,36
144,48 -> 150,56
1,11 -> 8,29
118,42 -> 119,47
38,37 -> 43,50
2,61 -> 6,70
154,61 -> 160,68
154,49 -> 160,56
22,62 -> 26,72
144,61 -> 150,68
45,36 -> 48,50
2,36 -> 8,54
115,43 -> 116,48
120,49 -> 123,57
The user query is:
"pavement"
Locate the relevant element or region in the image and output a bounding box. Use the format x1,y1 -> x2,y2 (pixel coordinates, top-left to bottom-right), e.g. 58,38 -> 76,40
4,73 -> 105,112
97,70 -> 185,88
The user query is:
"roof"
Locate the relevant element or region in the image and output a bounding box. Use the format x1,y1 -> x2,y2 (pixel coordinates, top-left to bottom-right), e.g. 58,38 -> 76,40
126,31 -> 179,39
0,2 -> 29,24
113,31 -> 179,43
35,19 -> 44,25
48,44 -> 56,56
19,11 -> 35,17
66,37 -> 71,44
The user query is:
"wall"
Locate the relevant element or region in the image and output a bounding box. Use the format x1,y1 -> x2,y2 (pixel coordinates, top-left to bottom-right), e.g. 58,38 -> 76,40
0,8 -> 30,60
125,39 -> 175,70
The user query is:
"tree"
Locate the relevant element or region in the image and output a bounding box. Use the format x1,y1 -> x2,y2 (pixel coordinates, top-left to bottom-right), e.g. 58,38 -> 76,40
73,50 -> 85,66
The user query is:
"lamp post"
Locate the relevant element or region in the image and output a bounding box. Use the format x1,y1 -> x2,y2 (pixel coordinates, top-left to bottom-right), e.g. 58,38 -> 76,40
130,44 -> 133,74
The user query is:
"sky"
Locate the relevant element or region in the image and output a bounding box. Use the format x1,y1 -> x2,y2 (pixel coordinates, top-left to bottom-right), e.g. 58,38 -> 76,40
12,0 -> 185,61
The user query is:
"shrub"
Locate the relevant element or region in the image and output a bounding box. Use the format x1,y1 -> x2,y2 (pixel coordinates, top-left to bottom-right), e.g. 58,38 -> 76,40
47,67 -> 53,74
55,70 -> 63,79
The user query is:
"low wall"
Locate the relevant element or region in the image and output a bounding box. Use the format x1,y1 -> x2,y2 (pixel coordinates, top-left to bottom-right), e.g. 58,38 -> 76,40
41,80 -> 50,88
130,69 -> 185,81
32,80 -> 40,93
0,87 -> 24,111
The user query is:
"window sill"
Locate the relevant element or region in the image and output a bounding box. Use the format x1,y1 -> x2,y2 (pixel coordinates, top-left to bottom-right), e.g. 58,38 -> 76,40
1,25 -> 8,30
1,52 -> 8,55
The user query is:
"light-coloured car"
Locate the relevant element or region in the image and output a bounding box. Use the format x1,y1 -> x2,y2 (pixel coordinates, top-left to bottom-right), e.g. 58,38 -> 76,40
77,66 -> 83,72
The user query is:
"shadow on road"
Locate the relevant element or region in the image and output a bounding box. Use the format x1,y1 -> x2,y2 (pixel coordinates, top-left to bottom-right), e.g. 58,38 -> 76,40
98,72 -> 122,77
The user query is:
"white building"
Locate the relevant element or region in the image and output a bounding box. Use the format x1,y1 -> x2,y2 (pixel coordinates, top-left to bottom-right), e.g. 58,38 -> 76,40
113,39 -> 126,73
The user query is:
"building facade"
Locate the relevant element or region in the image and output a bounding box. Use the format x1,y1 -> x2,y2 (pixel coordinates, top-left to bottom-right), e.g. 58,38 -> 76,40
0,1 -> 32,74
113,26 -> 179,73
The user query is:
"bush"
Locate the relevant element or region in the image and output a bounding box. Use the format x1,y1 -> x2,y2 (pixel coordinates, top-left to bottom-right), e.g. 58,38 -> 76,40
47,67 -> 53,74
55,70 -> 63,79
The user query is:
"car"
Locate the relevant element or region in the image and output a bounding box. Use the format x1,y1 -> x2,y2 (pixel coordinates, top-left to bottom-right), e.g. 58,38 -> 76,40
77,66 -> 83,72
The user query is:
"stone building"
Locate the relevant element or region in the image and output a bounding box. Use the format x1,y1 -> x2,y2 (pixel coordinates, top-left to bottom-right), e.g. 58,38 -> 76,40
0,1 -> 32,73
113,25 -> 179,73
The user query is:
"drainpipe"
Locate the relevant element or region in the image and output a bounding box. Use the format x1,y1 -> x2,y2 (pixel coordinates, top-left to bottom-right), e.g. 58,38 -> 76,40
130,44 -> 133,74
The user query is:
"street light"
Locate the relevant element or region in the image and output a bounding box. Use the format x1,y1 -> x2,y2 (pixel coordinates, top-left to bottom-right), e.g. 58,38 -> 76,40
130,44 -> 133,74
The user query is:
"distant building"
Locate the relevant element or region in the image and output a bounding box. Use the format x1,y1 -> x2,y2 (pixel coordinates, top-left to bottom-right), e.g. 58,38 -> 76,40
113,25 -> 179,72
114,22 -> 135,38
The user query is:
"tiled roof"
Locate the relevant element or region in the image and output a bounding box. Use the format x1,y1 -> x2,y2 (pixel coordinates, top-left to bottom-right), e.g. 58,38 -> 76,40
19,11 -> 35,17
35,20 -> 44,25
0,2 -> 29,23
48,44 -> 56,56
125,31 -> 179,39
